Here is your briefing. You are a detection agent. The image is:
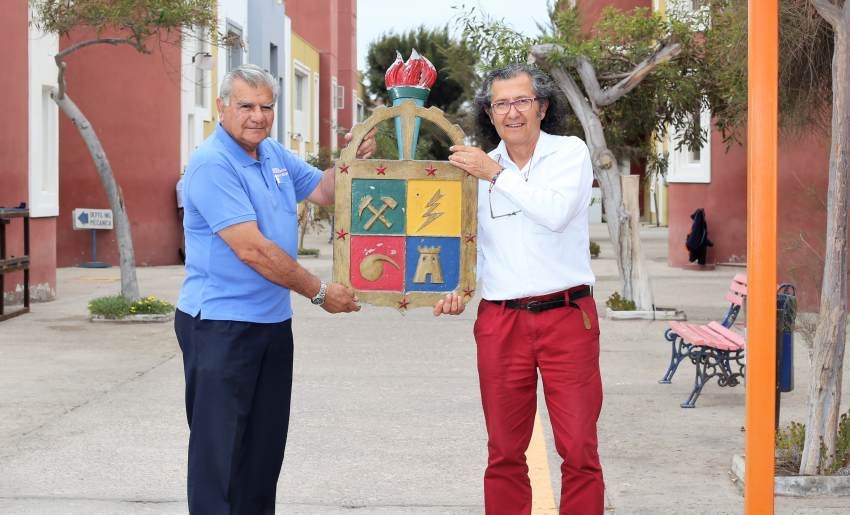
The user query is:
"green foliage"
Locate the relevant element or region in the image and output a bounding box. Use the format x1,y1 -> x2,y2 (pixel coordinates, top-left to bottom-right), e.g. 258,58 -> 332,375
589,240 -> 601,259
458,3 -> 707,163
605,291 -> 636,311
31,0 -> 217,53
365,26 -> 478,114
775,412 -> 850,476
88,295 -> 174,319
702,0 -> 833,145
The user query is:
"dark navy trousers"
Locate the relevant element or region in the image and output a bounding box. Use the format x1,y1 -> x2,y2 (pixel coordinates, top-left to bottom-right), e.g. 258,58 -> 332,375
175,309 -> 294,515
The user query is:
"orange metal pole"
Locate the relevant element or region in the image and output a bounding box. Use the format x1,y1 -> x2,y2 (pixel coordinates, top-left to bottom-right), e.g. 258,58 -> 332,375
745,0 -> 778,513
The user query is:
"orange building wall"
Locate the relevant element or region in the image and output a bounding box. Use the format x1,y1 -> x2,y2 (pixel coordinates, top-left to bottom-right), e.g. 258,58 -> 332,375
668,127 -> 841,310
57,30 -> 183,267
1,1 -> 57,303
337,0 -> 358,140
289,0 -> 340,150
577,0 -> 652,31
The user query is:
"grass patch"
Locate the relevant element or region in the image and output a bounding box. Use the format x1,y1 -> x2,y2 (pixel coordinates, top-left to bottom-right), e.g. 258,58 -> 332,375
88,295 -> 174,319
605,291 -> 636,311
298,248 -> 320,257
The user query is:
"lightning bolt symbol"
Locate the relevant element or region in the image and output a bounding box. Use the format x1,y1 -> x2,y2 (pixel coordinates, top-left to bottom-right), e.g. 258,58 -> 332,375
417,189 -> 445,232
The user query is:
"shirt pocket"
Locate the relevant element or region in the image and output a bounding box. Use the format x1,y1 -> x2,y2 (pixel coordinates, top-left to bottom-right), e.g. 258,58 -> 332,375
276,175 -> 297,214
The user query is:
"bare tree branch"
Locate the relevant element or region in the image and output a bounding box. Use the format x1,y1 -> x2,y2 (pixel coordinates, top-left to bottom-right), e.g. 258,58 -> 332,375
584,43 -> 682,107
56,37 -> 136,59
810,0 -> 843,26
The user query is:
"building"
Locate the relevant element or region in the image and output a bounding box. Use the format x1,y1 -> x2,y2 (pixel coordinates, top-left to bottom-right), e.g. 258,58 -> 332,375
287,0 -> 361,153
287,31 -> 321,159
1,2 -> 59,304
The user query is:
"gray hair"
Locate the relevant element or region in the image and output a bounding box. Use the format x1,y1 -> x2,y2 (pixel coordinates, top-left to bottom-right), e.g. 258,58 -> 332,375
473,63 -> 567,149
219,64 -> 279,105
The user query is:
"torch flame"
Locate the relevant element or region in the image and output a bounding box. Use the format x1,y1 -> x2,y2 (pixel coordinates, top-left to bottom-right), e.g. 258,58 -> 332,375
385,48 -> 437,89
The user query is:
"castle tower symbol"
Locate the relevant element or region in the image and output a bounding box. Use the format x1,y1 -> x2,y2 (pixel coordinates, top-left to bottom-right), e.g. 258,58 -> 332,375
413,246 -> 444,284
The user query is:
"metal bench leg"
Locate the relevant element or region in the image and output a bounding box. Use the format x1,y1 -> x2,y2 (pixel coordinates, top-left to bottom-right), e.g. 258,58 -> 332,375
681,347 -> 717,408
659,330 -> 690,384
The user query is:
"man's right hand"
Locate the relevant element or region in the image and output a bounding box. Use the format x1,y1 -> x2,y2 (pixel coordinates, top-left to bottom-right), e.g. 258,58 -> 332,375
321,282 -> 361,313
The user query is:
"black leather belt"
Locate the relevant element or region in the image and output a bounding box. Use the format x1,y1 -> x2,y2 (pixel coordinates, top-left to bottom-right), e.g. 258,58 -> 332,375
501,286 -> 592,313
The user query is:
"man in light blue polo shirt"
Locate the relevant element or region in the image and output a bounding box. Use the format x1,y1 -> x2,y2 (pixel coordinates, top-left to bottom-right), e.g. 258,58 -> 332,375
174,64 -> 374,515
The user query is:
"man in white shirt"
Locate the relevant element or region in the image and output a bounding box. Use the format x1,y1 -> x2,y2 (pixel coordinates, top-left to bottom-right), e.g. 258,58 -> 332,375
435,63 -> 603,515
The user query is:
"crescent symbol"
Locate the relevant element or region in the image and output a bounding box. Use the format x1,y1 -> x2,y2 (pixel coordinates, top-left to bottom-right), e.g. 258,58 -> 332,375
360,254 -> 401,281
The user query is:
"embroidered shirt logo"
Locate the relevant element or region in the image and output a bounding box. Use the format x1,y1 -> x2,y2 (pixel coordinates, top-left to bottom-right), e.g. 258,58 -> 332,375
272,167 -> 289,184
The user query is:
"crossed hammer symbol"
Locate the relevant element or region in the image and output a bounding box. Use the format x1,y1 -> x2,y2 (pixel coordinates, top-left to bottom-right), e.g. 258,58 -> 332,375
358,195 -> 398,230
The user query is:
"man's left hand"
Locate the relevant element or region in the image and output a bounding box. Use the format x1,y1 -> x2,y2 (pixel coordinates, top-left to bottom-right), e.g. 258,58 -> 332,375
344,127 -> 378,159
448,145 -> 502,182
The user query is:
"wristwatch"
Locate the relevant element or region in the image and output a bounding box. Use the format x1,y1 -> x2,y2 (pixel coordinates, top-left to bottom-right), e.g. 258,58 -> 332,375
310,281 -> 328,306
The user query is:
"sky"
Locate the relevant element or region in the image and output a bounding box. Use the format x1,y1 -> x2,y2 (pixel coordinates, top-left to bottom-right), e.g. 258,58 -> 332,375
356,0 -> 553,72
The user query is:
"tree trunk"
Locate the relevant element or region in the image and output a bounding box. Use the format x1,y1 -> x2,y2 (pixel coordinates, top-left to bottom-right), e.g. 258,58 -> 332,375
548,68 -> 655,310
800,3 -> 849,475
50,87 -> 141,302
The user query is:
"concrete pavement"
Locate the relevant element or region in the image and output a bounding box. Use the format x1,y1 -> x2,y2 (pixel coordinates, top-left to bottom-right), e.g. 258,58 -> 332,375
0,224 -> 848,514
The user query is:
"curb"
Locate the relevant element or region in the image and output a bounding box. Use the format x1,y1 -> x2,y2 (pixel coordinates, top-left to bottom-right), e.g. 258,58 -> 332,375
89,313 -> 175,324
605,307 -> 687,321
730,454 -> 850,497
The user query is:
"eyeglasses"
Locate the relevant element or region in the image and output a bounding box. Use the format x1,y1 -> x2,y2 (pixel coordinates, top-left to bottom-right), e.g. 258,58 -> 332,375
489,97 -> 538,115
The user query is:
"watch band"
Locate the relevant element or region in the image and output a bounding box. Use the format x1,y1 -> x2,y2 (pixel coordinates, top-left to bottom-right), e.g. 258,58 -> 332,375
310,281 -> 328,305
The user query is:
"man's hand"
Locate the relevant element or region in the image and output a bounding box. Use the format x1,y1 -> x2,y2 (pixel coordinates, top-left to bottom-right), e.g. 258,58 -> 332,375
344,127 -> 378,159
321,282 -> 361,314
433,293 -> 466,316
448,145 -> 502,182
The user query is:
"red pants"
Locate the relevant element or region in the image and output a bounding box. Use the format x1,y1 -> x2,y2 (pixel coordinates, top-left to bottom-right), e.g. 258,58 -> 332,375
473,288 -> 604,515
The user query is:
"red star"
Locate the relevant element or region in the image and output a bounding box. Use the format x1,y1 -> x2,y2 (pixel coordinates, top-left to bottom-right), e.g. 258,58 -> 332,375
425,165 -> 437,176
335,229 -> 349,240
464,233 -> 476,244
375,165 -> 387,175
397,297 -> 410,310
463,287 -> 475,299
338,163 -> 349,174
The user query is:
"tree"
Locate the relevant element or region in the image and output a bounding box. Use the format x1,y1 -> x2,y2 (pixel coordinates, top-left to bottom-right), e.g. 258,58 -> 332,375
461,3 -> 707,310
799,0 -> 849,475
31,0 -> 216,301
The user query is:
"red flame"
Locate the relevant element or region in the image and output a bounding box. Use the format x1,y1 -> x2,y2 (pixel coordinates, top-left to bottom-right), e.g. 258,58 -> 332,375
385,49 -> 437,89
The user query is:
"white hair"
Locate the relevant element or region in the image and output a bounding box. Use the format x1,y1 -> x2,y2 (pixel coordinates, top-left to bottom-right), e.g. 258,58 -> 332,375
219,64 -> 278,105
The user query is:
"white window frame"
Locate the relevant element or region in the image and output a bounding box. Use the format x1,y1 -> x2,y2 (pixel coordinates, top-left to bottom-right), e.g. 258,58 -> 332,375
667,107 -> 712,184
28,15 -> 59,218
293,60 -> 311,143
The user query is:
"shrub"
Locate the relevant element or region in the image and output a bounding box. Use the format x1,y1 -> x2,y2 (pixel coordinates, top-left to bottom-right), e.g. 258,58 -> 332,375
605,291 -> 636,311
775,410 -> 850,475
88,295 -> 174,318
589,240 -> 601,258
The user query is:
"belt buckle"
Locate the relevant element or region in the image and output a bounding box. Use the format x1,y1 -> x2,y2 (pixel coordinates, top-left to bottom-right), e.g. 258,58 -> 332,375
525,300 -> 543,313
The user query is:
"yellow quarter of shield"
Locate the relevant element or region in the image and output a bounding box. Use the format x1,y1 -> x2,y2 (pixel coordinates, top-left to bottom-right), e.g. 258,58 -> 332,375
406,180 -> 462,236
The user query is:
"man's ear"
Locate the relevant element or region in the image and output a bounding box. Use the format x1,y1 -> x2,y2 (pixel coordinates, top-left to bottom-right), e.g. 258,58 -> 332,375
215,97 -> 225,116
538,100 -> 549,120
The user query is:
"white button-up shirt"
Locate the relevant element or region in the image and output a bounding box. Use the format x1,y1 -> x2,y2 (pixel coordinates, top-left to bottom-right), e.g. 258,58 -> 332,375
477,131 -> 595,300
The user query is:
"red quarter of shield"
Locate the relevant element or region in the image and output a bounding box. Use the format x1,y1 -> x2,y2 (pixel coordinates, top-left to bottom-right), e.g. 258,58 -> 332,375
350,236 -> 405,291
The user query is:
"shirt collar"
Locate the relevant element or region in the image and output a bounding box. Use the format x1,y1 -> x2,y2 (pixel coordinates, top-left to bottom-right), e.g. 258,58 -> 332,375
492,131 -> 559,168
214,123 -> 270,167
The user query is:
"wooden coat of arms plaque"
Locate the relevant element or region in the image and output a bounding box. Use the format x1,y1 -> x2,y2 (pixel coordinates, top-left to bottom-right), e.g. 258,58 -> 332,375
333,101 -> 478,311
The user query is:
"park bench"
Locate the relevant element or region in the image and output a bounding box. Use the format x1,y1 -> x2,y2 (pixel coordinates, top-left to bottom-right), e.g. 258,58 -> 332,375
658,273 -> 747,384
663,280 -> 797,408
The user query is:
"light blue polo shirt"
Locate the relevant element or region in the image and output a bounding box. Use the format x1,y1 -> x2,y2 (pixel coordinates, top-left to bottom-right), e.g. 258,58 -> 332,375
177,124 -> 323,323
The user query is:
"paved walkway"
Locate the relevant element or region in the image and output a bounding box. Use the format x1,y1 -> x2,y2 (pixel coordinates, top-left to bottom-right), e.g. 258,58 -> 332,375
0,224 -> 848,514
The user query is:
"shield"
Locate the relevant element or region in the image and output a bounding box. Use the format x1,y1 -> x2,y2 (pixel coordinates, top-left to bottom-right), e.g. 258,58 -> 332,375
333,102 -> 478,311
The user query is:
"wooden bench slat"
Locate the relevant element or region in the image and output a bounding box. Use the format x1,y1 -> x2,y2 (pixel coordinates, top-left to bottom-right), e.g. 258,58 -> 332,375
729,282 -> 748,296
724,292 -> 744,306
707,321 -> 746,348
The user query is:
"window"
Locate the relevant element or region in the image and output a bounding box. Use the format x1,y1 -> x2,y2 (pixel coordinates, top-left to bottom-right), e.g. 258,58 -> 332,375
295,71 -> 307,112
226,24 -> 243,72
667,108 -> 711,183
335,84 -> 345,110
